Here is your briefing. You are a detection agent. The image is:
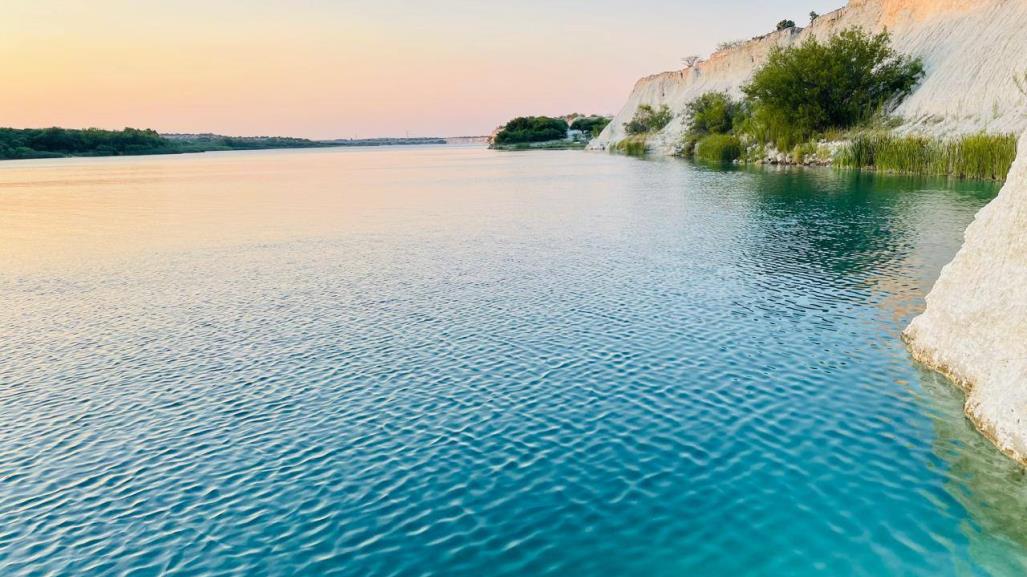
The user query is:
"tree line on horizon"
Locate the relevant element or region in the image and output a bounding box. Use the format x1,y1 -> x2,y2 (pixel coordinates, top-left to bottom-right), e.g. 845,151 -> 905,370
0,127 -> 446,160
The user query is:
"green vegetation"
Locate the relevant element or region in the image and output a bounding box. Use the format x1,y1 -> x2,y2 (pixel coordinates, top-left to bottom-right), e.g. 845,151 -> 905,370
493,117 -> 569,146
624,105 -> 673,136
837,133 -> 1017,180
0,127 -> 445,160
0,127 -> 172,159
776,20 -> 796,31
570,116 -> 612,138
167,134 -> 347,154
667,27 -> 1007,179
695,134 -> 742,163
686,92 -> 742,136
742,28 -> 924,149
680,92 -> 744,158
614,135 -> 648,156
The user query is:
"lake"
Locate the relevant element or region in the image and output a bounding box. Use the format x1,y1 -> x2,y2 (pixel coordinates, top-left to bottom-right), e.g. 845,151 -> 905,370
1,146 -> 1025,576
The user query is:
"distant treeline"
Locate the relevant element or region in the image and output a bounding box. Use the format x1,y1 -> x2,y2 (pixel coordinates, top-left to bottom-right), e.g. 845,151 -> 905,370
0,127 -> 172,159
0,127 -> 447,160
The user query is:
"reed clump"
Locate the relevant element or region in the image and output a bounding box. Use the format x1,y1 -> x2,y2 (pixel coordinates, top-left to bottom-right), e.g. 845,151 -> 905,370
695,134 -> 742,163
837,133 -> 1017,180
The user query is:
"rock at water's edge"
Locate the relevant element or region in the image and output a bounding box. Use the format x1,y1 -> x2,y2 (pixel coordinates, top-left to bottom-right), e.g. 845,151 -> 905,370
904,132 -> 1027,464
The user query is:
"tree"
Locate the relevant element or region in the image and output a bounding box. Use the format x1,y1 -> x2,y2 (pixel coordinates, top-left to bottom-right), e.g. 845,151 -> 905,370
776,20 -> 796,31
493,116 -> 569,145
810,11 -> 819,23
682,55 -> 701,68
742,28 -> 924,143
570,116 -> 612,137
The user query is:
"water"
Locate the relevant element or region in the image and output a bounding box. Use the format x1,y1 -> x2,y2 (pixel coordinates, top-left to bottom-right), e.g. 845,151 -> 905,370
1,146 -> 1025,577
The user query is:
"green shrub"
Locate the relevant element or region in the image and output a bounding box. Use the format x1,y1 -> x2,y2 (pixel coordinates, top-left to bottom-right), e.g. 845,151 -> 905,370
776,20 -> 796,31
679,92 -> 745,158
493,116 -> 569,145
837,133 -> 1017,180
742,28 -> 924,143
686,92 -> 741,136
624,104 -> 673,135
695,134 -> 742,163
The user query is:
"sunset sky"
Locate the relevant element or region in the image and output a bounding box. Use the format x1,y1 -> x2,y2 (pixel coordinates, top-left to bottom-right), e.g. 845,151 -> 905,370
3,0 -> 842,138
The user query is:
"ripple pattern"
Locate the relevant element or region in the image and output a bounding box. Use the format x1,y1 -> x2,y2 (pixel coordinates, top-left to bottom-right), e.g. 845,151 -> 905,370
0,148 -> 1024,577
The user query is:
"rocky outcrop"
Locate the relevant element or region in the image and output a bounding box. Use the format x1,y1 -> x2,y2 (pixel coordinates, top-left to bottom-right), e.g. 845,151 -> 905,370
591,0 -> 1027,154
904,131 -> 1027,464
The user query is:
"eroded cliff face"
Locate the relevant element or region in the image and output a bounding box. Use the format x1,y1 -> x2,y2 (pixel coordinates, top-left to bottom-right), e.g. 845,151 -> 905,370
904,131 -> 1027,463
591,0 -> 1027,153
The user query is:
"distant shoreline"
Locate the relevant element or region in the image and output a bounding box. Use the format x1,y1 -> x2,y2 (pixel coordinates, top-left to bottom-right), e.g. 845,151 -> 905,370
0,127 -> 480,162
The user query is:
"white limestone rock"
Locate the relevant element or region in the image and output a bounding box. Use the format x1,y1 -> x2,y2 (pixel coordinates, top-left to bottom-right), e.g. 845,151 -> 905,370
904,132 -> 1027,463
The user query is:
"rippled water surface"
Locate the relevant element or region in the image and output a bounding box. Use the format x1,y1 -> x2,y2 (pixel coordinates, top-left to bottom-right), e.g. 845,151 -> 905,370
2,146 -> 1026,577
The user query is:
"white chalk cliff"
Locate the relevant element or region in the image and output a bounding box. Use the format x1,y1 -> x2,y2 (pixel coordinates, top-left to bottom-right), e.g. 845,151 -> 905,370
593,0 -> 1027,463
591,0 -> 1027,153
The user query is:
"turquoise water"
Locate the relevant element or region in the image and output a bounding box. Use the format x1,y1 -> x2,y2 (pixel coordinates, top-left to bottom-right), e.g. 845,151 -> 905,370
1,147 -> 1026,576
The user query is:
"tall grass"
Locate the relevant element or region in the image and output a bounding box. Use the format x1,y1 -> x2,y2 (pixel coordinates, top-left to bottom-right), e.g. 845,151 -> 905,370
614,134 -> 648,156
837,133 -> 1017,180
695,134 -> 742,163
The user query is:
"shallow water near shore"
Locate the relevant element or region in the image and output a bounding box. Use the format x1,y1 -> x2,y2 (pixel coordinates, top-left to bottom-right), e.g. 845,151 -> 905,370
1,146 -> 1025,576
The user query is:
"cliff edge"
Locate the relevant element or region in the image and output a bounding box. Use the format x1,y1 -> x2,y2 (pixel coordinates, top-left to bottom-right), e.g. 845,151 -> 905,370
591,0 -> 1027,153
904,131 -> 1027,464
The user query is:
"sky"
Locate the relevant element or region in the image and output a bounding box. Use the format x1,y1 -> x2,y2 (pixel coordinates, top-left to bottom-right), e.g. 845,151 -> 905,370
2,0 -> 843,139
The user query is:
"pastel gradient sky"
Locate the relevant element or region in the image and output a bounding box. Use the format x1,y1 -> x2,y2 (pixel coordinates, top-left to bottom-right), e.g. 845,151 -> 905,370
3,0 -> 842,138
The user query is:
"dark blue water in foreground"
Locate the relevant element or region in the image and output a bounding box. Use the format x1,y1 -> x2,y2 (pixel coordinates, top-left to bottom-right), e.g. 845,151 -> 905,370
1,147 -> 1026,576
